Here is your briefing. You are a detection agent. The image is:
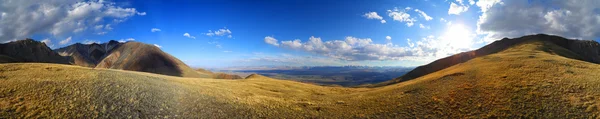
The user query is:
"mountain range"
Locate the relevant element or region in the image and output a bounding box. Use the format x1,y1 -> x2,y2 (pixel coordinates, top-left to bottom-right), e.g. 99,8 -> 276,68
2,34 -> 600,118
0,39 -> 230,78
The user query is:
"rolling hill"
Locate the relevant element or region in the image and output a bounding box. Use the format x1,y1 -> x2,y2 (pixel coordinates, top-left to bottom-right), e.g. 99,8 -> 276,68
1,34 -> 600,118
370,34 -> 600,87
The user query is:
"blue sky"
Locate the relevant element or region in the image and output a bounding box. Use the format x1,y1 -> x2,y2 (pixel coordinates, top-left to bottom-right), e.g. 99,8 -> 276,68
2,0 -> 600,68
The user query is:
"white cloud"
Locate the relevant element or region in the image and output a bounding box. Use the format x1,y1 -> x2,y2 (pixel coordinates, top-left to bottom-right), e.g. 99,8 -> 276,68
118,38 -> 135,43
448,2 -> 469,15
363,12 -> 386,23
41,38 -> 53,48
419,24 -> 431,29
0,0 -> 144,42
414,9 -> 433,21
153,44 -> 162,48
440,18 -> 448,22
183,33 -> 196,39
264,36 -> 279,46
385,36 -> 392,43
363,12 -> 383,19
151,28 -> 161,32
387,8 -> 417,27
59,36 -> 72,45
204,27 -> 233,37
82,39 -> 100,44
105,24 -> 113,30
94,25 -> 104,30
96,32 -> 107,35
468,0 -> 476,5
476,0 -> 503,12
265,35 -> 476,62
137,12 -> 146,16
407,38 -> 415,47
477,0 -> 600,42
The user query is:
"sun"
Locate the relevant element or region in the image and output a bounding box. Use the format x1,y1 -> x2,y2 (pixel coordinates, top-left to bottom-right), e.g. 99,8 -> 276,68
442,24 -> 473,49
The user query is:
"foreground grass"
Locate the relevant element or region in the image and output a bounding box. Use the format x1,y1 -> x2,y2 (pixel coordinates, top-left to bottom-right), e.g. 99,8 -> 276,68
1,40 -> 600,118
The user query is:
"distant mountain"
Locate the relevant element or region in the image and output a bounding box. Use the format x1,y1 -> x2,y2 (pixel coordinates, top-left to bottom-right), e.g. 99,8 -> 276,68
0,39 -> 70,64
54,40 -> 123,67
195,68 -> 242,79
372,34 -> 600,87
94,42 -> 210,78
0,39 -> 215,78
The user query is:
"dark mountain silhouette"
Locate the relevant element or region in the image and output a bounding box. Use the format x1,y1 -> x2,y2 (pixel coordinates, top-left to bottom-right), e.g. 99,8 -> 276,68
0,39 -> 70,64
371,34 -> 600,87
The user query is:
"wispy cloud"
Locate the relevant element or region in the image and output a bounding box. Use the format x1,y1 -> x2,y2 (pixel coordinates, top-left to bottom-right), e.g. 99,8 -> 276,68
59,36 -> 72,45
151,28 -> 161,32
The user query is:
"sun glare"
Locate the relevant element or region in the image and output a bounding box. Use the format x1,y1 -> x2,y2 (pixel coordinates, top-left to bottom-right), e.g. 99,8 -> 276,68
442,24 -> 473,49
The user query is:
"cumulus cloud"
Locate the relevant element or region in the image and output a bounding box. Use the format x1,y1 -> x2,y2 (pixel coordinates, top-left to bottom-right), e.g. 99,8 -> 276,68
386,36 -> 392,43
477,0 -> 600,42
183,33 -> 196,39
449,2 -> 469,15
414,9 -> 433,21
204,27 -> 232,37
263,35 -> 474,61
59,36 -> 72,45
151,28 -> 161,32
387,8 -> 417,27
264,36 -> 279,46
0,0 -> 144,42
363,12 -> 386,23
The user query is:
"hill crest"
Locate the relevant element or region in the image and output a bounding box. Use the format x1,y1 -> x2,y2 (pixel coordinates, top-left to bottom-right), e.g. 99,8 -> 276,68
371,34 -> 600,87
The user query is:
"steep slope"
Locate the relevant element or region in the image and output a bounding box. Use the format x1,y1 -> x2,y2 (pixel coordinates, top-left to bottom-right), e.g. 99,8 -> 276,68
372,34 -> 600,87
54,40 -> 123,67
0,39 -> 70,64
95,42 -> 209,78
2,38 -> 600,118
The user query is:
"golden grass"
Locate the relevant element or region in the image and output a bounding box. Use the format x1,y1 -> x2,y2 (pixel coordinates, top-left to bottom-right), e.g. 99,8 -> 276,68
1,40 -> 600,118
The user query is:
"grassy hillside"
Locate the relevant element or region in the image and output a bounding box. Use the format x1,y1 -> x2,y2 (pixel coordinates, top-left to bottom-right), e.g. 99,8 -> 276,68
2,40 -> 600,118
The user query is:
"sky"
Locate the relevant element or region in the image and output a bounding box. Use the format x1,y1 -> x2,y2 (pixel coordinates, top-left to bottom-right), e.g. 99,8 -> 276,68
1,0 -> 600,68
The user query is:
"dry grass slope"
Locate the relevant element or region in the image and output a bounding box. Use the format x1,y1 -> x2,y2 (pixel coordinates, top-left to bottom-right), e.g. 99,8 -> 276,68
1,40 -> 600,118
